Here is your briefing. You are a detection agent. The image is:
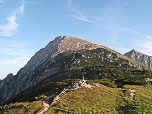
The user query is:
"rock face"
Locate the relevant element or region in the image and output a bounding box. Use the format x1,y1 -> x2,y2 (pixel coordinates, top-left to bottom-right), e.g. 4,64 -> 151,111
124,49 -> 152,69
129,89 -> 136,100
0,73 -> 13,87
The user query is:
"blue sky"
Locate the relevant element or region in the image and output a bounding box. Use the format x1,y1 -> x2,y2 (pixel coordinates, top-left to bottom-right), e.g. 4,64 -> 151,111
0,0 -> 152,79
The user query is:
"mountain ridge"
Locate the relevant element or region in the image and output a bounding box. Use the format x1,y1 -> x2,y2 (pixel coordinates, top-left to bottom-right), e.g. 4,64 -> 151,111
128,49 -> 152,57
0,36 -> 149,104
124,49 -> 152,69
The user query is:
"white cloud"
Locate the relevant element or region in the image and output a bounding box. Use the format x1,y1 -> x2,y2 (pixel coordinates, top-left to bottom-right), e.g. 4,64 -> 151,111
145,35 -> 152,40
19,0 -> 24,14
72,10 -> 98,26
0,0 -> 24,37
67,0 -> 98,26
0,15 -> 18,36
19,5 -> 24,14
0,0 -> 3,3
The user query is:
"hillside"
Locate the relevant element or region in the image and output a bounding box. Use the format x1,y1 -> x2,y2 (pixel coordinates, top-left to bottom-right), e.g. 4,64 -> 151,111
0,101 -> 44,114
0,47 -> 152,113
1,81 -> 152,113
125,49 -> 152,69
46,84 -> 152,114
1,48 -> 151,104
0,36 -> 152,114
0,36 -> 149,105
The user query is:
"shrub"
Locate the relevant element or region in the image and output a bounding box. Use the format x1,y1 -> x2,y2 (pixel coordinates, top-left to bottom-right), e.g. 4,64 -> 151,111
100,81 -> 116,88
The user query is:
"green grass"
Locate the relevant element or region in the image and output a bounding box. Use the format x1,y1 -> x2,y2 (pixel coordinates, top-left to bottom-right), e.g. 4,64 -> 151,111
1,83 -> 152,113
0,101 -> 44,114
45,83 -> 152,114
45,85 -> 119,114
124,85 -> 152,104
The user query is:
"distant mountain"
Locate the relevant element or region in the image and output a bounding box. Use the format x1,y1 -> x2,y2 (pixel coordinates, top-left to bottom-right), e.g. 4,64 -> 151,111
124,49 -> 152,69
0,36 -> 148,104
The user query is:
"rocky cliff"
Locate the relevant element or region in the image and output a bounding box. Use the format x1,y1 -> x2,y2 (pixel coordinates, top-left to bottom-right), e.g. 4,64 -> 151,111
0,36 -> 148,104
124,49 -> 152,69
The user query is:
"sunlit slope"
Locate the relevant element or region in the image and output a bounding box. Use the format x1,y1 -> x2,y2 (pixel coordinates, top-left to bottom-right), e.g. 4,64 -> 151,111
46,84 -> 152,114
0,101 -> 44,114
2,48 -> 152,106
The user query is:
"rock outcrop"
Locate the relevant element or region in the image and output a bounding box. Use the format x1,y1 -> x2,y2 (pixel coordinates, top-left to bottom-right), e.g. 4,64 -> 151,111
67,80 -> 94,90
124,49 -> 152,69
0,73 -> 13,87
129,89 -> 136,100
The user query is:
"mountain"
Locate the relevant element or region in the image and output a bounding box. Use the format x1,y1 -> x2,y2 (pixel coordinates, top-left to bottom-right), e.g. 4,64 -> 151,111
124,49 -> 152,69
0,36 -> 148,105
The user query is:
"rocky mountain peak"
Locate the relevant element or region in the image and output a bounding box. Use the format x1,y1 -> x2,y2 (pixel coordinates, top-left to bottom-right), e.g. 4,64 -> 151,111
124,49 -> 152,69
22,36 -> 102,76
0,73 -> 13,88
7,73 -> 13,78
0,36 -> 104,104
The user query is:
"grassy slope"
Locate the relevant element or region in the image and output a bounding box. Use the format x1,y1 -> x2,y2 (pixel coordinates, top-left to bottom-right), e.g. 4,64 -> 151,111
1,84 -> 152,114
46,85 -> 118,114
46,84 -> 152,114
0,101 -> 44,114
124,85 -> 152,104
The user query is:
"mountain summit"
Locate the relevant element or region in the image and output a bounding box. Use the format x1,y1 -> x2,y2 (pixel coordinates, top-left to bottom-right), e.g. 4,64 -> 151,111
0,36 -> 148,104
124,49 -> 152,69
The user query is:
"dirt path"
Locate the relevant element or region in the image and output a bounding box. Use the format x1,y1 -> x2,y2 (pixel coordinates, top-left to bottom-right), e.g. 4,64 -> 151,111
38,102 -> 49,114
38,94 -> 56,114
38,80 -> 95,113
